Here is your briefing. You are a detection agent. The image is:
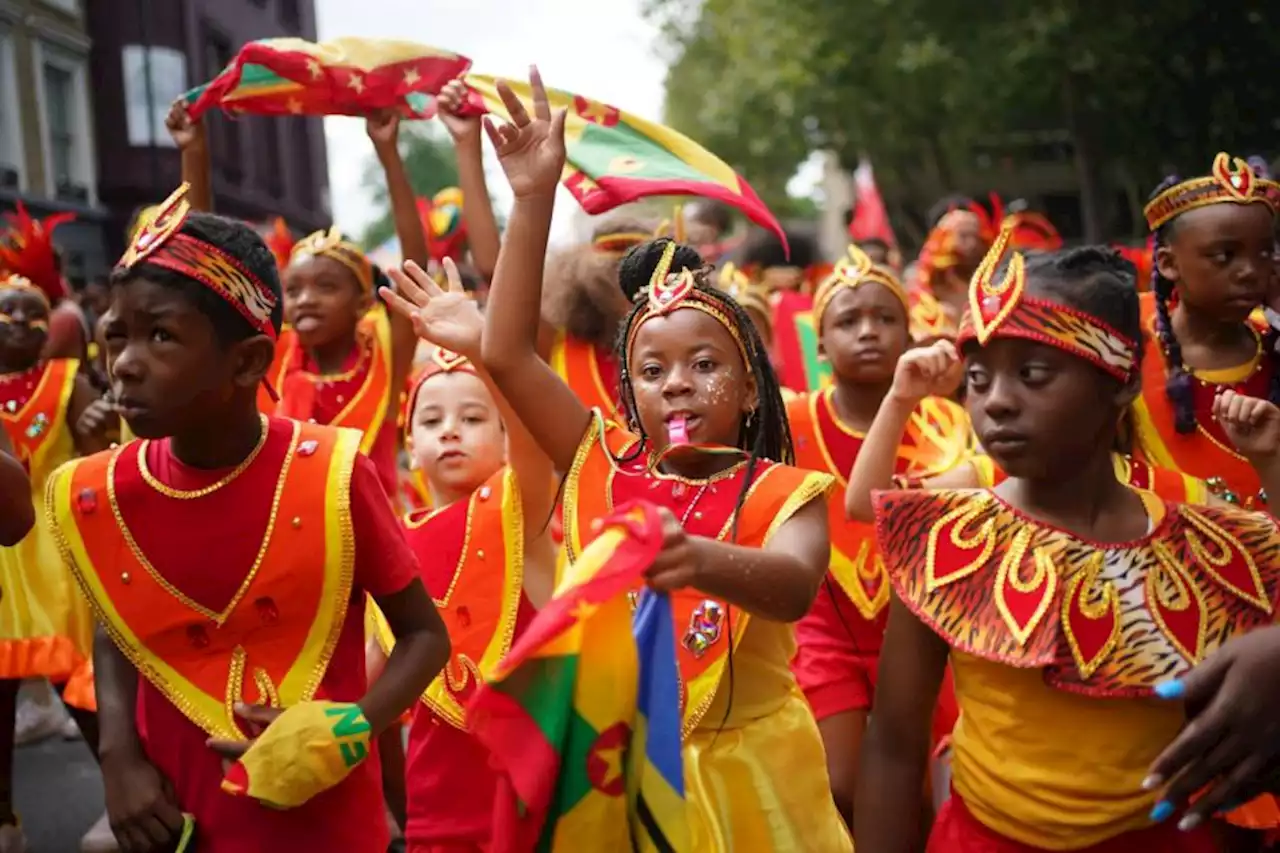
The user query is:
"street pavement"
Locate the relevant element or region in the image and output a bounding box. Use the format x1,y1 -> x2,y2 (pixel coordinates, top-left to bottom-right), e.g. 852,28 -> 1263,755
14,735 -> 103,853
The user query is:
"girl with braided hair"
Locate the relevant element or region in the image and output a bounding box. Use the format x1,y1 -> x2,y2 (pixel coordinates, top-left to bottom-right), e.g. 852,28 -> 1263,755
858,227 -> 1280,853
1132,153 -> 1280,511
473,67 -> 850,851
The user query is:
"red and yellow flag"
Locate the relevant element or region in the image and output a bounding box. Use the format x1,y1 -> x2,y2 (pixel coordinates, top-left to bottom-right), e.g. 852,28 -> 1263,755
184,37 -> 471,120
465,75 -> 787,250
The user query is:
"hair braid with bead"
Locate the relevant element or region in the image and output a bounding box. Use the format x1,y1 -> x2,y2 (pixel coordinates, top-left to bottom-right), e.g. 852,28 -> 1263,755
1147,175 -> 1198,433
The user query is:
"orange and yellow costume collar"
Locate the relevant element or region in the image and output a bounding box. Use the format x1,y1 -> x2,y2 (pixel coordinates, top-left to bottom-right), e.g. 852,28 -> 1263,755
1144,152 -> 1280,231
625,241 -> 749,369
813,243 -> 909,331
956,222 -> 1137,382
290,227 -> 374,292
116,183 -> 279,344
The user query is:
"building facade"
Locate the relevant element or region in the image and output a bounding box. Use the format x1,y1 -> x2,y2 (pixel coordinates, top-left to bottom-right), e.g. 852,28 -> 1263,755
88,0 -> 330,260
0,0 -> 108,283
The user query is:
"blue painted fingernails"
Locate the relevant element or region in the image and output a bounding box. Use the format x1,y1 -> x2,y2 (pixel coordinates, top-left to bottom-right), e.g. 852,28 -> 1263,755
1150,801 -> 1175,823
1155,679 -> 1185,700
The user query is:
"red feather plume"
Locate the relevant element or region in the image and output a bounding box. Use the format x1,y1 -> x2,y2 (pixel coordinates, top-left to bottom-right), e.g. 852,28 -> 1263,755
262,217 -> 296,273
0,203 -> 71,302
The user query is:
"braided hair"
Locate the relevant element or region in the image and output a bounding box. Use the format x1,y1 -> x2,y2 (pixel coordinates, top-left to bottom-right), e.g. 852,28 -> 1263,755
1147,173 -> 1280,434
614,236 -> 795,739
614,238 -> 794,475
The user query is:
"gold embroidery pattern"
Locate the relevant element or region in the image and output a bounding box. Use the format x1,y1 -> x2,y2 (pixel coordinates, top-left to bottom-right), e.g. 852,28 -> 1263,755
875,488 -> 1280,696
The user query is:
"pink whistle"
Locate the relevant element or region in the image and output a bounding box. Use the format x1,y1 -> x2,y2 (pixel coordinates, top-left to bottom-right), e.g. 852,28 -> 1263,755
667,415 -> 689,446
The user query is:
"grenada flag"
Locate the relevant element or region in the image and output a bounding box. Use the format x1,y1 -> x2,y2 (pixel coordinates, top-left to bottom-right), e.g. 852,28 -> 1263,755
468,502 -> 688,852
465,75 -> 787,250
184,37 -> 471,120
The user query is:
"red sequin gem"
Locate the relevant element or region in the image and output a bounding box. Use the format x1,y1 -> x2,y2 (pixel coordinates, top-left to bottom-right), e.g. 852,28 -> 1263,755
982,295 -> 1000,314
76,488 -> 97,515
298,440 -> 319,457
255,597 -> 279,625
672,482 -> 687,499
455,606 -> 471,629
186,624 -> 210,649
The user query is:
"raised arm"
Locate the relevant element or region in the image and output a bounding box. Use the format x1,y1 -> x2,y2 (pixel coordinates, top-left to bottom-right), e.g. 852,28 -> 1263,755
166,101 -> 211,212
855,598 -> 950,852
477,68 -> 590,472
383,258 -> 556,540
1213,389 -> 1280,518
367,110 -> 430,395
438,80 -> 501,282
846,340 -> 966,522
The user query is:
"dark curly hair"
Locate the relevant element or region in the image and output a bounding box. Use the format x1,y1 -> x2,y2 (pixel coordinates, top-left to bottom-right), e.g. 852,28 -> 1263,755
110,212 -> 283,347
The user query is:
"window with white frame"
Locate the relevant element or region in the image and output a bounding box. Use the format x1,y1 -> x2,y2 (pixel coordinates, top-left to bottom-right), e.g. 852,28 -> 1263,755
0,29 -> 22,190
35,42 -> 94,204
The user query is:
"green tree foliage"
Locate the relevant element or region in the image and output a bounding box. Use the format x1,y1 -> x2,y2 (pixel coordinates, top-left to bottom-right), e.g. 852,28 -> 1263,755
649,0 -> 1280,240
358,122 -> 459,250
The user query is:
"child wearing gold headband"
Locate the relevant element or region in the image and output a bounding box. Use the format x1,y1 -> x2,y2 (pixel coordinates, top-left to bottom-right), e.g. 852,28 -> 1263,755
267,112 -> 425,502
374,256 -> 557,853
856,229 -> 1280,852
1131,153 -> 1280,513
476,67 -> 850,852
909,198 -> 995,341
0,270 -> 112,848
783,243 -> 973,826
51,189 -> 449,853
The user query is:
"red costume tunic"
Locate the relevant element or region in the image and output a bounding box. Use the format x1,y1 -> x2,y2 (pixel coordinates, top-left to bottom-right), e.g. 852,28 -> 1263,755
49,418 -> 418,853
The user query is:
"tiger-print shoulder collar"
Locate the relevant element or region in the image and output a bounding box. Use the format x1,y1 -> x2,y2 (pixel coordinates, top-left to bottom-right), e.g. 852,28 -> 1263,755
872,488 -> 1280,698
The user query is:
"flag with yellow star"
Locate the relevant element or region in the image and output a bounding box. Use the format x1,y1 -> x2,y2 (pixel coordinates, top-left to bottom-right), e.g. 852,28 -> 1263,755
183,37 -> 472,120
468,501 -> 688,852
465,75 -> 787,251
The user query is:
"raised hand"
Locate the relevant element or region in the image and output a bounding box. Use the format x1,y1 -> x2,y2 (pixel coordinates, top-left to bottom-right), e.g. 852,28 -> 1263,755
889,340 -> 964,405
380,258 -> 484,359
483,66 -> 567,199
1214,389 -> 1280,465
437,78 -> 480,143
165,100 -> 203,151
366,108 -> 401,149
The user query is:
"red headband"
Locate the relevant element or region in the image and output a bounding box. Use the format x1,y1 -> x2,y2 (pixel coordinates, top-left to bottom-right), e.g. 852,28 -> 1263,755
117,183 -> 279,342
401,346 -> 478,431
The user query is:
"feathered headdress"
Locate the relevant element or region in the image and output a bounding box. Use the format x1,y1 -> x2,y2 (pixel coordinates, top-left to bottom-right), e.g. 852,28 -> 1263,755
0,203 -> 72,302
1004,210 -> 1063,252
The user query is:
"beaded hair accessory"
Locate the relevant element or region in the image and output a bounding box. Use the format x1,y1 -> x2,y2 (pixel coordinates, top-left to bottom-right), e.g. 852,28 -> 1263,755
1143,152 -> 1280,231
813,243 -> 909,331
115,183 -> 279,342
956,222 -> 1137,382
625,241 -> 750,368
716,263 -> 771,323
289,227 -> 374,292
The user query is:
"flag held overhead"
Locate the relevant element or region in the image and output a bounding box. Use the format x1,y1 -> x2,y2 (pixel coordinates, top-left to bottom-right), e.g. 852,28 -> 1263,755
184,37 -> 472,120
465,74 -> 788,254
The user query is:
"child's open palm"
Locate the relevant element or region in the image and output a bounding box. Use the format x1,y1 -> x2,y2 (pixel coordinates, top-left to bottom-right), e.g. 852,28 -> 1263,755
484,66 -> 567,200
1214,389 -> 1280,464
381,258 -> 483,359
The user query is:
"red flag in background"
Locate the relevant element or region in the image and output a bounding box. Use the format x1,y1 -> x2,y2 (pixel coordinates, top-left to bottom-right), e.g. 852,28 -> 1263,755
847,160 -> 896,247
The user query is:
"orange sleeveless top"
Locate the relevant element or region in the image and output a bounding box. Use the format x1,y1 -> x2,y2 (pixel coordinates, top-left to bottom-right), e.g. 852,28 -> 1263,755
563,411 -> 832,734
47,421 -> 360,740
1131,290 -> 1272,508
788,387 -> 971,624
549,330 -> 619,418
0,358 -> 77,474
262,309 -> 393,459
402,467 -> 524,729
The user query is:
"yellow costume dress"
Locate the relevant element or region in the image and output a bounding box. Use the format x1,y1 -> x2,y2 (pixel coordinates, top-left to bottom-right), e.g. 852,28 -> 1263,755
562,412 -> 852,852
0,359 -> 93,707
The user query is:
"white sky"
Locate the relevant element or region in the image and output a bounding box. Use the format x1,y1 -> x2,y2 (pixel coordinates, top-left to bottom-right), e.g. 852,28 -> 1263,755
315,0 -> 670,246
